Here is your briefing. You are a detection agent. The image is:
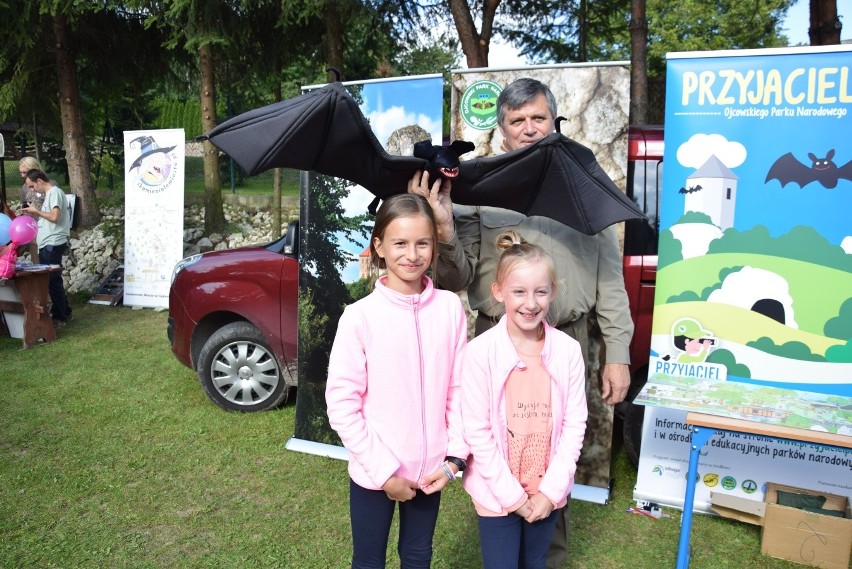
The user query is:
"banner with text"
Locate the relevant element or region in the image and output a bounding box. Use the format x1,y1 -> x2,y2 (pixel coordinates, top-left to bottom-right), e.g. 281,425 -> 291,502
123,129 -> 185,308
634,45 -> 852,510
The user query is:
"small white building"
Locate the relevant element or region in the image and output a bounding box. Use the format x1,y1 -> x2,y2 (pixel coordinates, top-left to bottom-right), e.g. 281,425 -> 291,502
684,155 -> 738,230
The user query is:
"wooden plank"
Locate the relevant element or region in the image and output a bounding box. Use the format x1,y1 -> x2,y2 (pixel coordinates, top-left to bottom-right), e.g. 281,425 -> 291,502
686,412 -> 852,450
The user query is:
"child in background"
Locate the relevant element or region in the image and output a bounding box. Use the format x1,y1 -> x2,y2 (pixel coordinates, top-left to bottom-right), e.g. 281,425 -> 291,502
460,230 -> 588,569
326,193 -> 469,568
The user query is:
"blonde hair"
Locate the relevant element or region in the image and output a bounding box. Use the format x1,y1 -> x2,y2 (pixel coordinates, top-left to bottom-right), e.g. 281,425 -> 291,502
369,193 -> 438,274
494,230 -> 557,291
19,156 -> 43,172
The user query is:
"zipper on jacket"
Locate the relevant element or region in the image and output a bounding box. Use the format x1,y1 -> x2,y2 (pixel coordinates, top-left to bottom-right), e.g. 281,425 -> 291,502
412,294 -> 428,483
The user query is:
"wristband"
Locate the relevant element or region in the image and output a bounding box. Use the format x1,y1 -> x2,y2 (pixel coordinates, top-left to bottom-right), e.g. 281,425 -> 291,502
440,461 -> 456,482
445,456 -> 467,472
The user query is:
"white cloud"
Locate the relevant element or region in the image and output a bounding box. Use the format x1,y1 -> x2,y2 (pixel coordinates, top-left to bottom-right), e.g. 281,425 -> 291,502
676,133 -> 747,169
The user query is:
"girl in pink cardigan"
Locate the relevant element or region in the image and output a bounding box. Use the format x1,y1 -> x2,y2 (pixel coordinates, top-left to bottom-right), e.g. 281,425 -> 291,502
326,193 -> 469,568
461,230 -> 588,569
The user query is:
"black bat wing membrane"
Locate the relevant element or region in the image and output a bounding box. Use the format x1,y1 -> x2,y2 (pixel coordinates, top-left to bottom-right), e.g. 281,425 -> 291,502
206,81 -> 645,234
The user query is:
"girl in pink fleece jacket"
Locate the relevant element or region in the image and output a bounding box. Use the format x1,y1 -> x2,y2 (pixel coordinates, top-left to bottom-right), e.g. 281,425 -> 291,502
461,230 -> 587,569
326,194 -> 469,568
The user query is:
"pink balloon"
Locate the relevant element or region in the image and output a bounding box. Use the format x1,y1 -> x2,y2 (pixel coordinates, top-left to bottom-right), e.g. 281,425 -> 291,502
9,216 -> 38,245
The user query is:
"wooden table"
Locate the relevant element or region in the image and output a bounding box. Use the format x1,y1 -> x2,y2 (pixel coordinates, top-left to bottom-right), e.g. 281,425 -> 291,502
676,412 -> 852,568
0,268 -> 59,348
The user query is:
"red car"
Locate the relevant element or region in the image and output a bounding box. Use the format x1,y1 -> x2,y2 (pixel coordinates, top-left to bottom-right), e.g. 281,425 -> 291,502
618,125 -> 664,464
167,222 -> 300,411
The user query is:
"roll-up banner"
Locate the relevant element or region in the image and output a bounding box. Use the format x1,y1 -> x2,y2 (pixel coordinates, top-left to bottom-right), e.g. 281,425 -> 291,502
451,63 -> 631,503
634,46 -> 852,512
287,75 -> 444,459
123,129 -> 185,309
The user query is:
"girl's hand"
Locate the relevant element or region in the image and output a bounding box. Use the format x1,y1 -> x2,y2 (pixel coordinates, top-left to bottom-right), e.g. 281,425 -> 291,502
513,499 -> 534,519
524,493 -> 555,523
419,462 -> 458,495
382,475 -> 418,502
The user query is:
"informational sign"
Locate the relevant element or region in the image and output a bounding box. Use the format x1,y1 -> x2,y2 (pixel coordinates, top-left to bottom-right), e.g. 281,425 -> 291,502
451,64 -> 630,503
288,76 -> 443,455
122,129 -> 185,308
635,45 -> 852,511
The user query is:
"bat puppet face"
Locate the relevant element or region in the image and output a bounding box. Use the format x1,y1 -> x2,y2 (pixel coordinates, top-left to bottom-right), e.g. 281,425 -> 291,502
413,139 -> 476,181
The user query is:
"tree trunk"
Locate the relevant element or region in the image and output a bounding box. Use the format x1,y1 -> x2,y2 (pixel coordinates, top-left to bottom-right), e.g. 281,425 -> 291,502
199,42 -> 224,234
324,2 -> 345,82
629,0 -> 648,125
809,0 -> 841,45
448,0 -> 500,68
53,13 -> 101,228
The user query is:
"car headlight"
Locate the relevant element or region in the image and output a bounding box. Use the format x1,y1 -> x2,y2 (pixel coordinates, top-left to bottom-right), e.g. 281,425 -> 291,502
171,254 -> 202,284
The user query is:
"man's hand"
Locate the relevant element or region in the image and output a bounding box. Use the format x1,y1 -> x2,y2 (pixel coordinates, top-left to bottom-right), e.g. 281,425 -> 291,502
407,171 -> 455,242
601,363 -> 630,405
382,475 -> 419,502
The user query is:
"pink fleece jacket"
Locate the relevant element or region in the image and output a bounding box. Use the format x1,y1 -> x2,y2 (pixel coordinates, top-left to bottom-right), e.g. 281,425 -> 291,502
460,317 -> 588,514
326,276 -> 469,490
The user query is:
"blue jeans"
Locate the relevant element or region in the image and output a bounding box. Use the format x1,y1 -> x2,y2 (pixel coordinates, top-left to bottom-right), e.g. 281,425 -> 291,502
349,478 -> 441,569
38,243 -> 71,322
478,508 -> 561,569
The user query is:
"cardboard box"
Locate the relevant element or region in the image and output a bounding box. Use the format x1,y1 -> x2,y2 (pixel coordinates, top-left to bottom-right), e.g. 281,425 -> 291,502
711,482 -> 852,569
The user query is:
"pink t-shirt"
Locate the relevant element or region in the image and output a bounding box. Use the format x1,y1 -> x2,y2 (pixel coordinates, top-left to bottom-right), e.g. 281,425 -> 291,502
506,352 -> 553,496
473,352 -> 553,516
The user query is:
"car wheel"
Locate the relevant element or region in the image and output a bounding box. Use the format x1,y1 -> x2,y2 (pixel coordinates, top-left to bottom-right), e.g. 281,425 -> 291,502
197,321 -> 290,411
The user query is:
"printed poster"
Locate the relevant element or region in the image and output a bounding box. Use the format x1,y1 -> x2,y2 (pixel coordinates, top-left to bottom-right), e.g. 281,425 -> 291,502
451,64 -> 631,501
288,76 -> 443,456
123,129 -> 185,308
634,46 -> 852,511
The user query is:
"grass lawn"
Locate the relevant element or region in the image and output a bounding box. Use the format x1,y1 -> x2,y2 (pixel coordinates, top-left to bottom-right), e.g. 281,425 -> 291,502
0,301 -> 804,568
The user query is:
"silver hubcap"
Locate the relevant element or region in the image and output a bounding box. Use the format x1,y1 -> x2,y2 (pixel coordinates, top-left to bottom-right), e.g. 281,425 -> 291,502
211,340 -> 280,406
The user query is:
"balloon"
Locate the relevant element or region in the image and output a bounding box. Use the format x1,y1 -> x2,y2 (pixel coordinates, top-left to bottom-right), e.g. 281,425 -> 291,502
9,216 -> 38,246
0,213 -> 11,245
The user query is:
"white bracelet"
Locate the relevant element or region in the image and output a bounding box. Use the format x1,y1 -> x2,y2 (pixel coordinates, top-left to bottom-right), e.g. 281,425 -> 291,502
440,461 -> 455,482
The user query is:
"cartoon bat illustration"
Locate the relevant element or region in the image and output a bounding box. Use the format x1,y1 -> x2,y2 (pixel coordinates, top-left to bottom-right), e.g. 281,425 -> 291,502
765,149 -> 852,189
203,81 -> 644,235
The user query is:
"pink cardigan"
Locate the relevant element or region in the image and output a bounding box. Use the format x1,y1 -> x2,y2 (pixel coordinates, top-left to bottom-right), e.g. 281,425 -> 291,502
460,316 -> 588,513
326,276 -> 469,490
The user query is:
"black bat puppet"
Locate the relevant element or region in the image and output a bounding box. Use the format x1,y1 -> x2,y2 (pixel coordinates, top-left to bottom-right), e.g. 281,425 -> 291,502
765,149 -> 852,189
203,81 -> 644,235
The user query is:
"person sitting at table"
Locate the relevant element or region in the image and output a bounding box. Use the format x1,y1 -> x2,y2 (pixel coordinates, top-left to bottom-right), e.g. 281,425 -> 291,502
22,169 -> 72,328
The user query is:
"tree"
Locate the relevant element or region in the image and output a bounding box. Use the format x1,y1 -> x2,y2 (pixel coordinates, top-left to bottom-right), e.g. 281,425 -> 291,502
809,0 -> 842,45
447,0 -> 500,68
53,12 -> 101,228
143,0 -> 241,235
629,0 -> 648,125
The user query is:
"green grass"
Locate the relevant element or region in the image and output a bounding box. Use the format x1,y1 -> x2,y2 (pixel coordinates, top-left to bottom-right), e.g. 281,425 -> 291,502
0,301 -> 804,568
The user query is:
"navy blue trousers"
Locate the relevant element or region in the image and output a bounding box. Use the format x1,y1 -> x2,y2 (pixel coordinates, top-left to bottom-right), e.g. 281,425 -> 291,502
349,478 -> 441,569
38,243 -> 71,322
478,508 -> 560,569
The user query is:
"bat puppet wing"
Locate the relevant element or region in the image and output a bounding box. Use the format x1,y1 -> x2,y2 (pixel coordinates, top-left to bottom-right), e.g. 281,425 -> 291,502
204,81 -> 644,235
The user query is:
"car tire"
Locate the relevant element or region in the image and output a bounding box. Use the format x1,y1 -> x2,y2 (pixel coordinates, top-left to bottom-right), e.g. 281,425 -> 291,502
197,321 -> 290,411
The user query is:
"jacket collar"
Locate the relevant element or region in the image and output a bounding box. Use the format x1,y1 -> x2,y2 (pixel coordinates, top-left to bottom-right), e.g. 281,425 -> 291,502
491,315 -> 555,372
374,275 -> 435,307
